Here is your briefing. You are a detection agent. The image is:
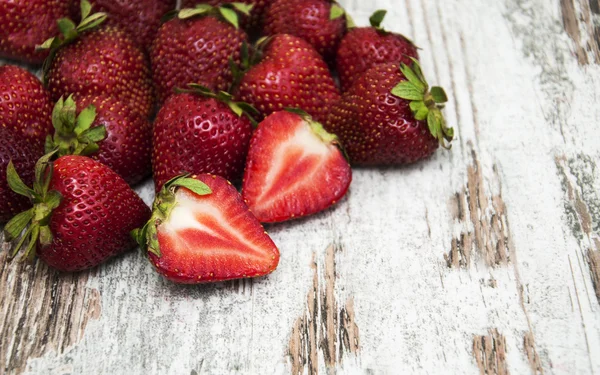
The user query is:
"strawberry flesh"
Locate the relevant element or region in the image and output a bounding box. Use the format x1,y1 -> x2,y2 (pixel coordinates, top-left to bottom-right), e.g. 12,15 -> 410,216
150,174 -> 280,284
242,111 -> 352,223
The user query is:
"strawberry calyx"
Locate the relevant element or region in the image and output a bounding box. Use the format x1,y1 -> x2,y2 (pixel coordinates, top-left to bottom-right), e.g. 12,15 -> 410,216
368,10 -> 417,47
177,3 -> 253,29
176,83 -> 260,126
391,58 -> 454,149
44,95 -> 107,157
4,151 -> 62,260
39,0 -> 108,83
132,175 -> 212,257
330,3 -> 355,28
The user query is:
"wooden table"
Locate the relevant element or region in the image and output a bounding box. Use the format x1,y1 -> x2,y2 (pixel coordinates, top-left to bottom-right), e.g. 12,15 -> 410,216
2,0 -> 600,374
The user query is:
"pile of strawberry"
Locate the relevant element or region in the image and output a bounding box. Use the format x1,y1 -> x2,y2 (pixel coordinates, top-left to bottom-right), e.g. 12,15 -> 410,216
1,0 -> 453,284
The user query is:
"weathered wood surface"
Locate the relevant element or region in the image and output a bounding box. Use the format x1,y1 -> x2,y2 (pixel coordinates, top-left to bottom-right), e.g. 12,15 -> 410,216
1,0 -> 600,374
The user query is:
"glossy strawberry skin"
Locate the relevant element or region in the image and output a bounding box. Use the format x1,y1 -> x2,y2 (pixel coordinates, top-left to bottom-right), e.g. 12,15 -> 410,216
0,0 -> 72,64
242,111 -> 351,223
336,28 -> 418,92
149,174 -> 280,284
236,34 -> 340,123
152,93 -> 254,192
180,0 -> 275,33
326,63 -> 438,165
263,0 -> 346,62
38,156 -> 150,272
0,65 -> 53,146
0,127 -> 44,223
150,16 -> 248,105
70,0 -> 176,50
46,26 -> 155,118
75,95 -> 152,185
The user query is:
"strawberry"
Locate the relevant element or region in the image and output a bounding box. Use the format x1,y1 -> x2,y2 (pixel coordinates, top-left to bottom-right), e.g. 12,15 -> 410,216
42,1 -> 155,118
150,4 -> 249,105
242,110 -> 351,223
45,95 -> 152,185
181,0 -> 275,34
4,154 -> 151,272
263,0 -> 349,62
325,60 -> 453,165
234,34 -> 340,123
70,0 -> 177,49
336,10 -> 418,92
0,65 -> 53,146
152,85 -> 256,192
0,0 -> 72,64
0,127 -> 44,223
133,174 -> 280,284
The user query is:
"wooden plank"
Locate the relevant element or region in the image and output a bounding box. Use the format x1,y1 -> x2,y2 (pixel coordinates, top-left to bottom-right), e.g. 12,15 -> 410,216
1,0 -> 599,374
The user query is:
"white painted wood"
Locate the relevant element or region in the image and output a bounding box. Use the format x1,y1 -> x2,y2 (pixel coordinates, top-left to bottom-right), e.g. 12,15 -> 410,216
1,0 -> 599,374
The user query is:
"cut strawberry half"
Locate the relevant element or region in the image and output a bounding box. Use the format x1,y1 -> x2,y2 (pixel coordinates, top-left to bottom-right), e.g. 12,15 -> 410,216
133,174 -> 280,284
242,110 -> 352,223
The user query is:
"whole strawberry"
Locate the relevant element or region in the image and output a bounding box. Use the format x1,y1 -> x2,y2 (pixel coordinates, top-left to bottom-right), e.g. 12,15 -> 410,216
152,85 -> 255,192
235,34 -> 340,123
181,0 -> 275,34
0,0 -> 72,64
133,174 -> 280,284
43,1 -> 155,118
4,154 -> 151,272
150,4 -> 249,105
263,0 -> 348,62
0,127 -> 44,223
325,61 -> 453,165
0,65 -> 53,146
336,10 -> 418,92
45,95 -> 152,185
70,0 -> 177,49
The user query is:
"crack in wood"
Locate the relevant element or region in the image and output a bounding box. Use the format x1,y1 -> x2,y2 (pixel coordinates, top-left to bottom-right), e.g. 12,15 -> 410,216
555,154 -> 600,303
445,144 -> 511,268
560,0 -> 600,65
472,329 -> 509,375
523,332 -> 543,374
0,234 -> 101,375
288,244 -> 359,374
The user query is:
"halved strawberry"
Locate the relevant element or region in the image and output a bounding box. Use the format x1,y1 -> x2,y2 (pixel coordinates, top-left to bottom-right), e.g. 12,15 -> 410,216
242,110 -> 352,223
133,174 -> 280,284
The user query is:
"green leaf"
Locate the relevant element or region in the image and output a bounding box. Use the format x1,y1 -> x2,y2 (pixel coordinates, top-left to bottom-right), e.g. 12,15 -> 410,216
74,104 -> 97,134
345,13 -> 356,28
400,63 -> 426,91
415,104 -> 429,121
330,4 -> 345,20
427,110 -> 439,140
430,86 -> 448,103
369,10 -> 387,29
23,225 -> 40,260
228,102 -> 244,117
219,7 -> 239,28
285,107 -> 311,118
38,37 -> 56,50
80,125 -> 106,143
170,178 -> 212,196
146,222 -> 161,257
44,135 -> 56,155
80,0 -> 92,20
61,95 -> 77,132
79,142 -> 100,156
11,225 -> 34,258
4,209 -> 34,241
6,161 -> 35,199
57,18 -> 76,37
187,83 -> 213,94
39,226 -> 53,246
34,151 -> 57,197
230,2 -> 254,16
77,12 -> 107,32
236,102 -> 259,115
179,5 -> 212,19
45,190 -> 62,211
51,97 -> 64,129
409,57 -> 427,85
390,81 -> 424,101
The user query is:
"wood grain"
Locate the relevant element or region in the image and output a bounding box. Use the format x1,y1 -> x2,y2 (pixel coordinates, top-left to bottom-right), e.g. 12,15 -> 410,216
1,0 -> 600,374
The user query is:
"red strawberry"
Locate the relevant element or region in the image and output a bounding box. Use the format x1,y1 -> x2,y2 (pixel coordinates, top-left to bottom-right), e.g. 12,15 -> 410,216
0,65 -> 53,146
325,61 -> 453,165
152,85 -> 255,192
336,10 -> 418,92
0,127 -> 44,223
45,95 -> 152,185
133,174 -> 280,284
182,0 -> 275,34
0,0 -> 72,64
235,34 -> 340,123
4,154 -> 151,272
43,4 -> 155,118
242,110 -> 351,223
150,5 -> 248,105
263,0 -> 348,62
70,0 -> 177,49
